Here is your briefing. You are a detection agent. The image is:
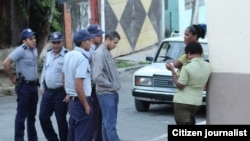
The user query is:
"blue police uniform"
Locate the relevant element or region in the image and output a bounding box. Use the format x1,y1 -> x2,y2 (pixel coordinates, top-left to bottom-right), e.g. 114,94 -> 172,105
39,45 -> 68,141
63,46 -> 93,141
9,44 -> 39,141
89,43 -> 103,141
88,24 -> 104,141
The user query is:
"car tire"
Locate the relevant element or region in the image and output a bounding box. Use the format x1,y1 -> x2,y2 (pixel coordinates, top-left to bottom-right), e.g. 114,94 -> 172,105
135,99 -> 150,112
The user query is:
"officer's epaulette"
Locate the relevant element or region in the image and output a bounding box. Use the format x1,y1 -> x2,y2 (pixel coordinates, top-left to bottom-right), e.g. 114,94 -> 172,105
22,45 -> 28,50
47,48 -> 52,52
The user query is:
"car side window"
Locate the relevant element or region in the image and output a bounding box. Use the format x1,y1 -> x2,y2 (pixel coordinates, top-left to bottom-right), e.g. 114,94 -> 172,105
156,42 -> 169,62
155,41 -> 186,63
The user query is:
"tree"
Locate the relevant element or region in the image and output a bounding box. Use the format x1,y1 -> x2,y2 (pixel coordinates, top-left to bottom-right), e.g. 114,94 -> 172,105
30,0 -> 63,56
0,0 -> 63,56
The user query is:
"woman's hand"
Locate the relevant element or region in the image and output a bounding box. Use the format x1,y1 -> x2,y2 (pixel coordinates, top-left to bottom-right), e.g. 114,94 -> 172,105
165,62 -> 174,72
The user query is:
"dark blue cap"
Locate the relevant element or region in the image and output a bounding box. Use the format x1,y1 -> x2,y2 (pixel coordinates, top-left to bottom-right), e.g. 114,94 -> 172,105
21,28 -> 35,38
73,30 -> 96,45
87,24 -> 104,36
49,32 -> 63,41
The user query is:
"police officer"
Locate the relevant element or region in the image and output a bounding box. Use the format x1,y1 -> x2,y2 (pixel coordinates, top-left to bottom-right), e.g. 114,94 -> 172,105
62,29 -> 95,141
3,28 -> 39,141
39,32 -> 68,141
87,24 -> 104,141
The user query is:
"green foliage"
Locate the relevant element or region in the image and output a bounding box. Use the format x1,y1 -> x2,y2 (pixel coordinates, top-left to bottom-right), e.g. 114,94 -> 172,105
52,18 -> 62,31
37,0 -> 63,31
115,60 -> 136,68
138,61 -> 151,65
40,0 -> 53,7
51,6 -> 62,31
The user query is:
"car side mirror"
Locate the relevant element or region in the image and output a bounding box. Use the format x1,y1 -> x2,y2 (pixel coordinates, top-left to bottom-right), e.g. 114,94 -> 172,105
146,56 -> 153,61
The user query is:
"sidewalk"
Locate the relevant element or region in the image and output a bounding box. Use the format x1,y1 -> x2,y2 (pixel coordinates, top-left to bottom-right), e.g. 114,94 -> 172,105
0,45 -> 158,97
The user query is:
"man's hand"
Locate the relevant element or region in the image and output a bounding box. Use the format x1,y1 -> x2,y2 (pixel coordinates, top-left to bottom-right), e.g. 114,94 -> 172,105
11,76 -> 16,84
63,95 -> 69,103
40,89 -> 45,95
84,104 -> 91,115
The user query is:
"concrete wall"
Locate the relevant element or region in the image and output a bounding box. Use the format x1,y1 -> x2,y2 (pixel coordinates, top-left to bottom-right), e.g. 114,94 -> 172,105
207,0 -> 250,124
103,0 -> 164,57
179,0 -> 206,36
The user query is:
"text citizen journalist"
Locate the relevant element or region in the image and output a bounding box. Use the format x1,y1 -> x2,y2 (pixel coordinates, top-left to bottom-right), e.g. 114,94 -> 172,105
172,129 -> 247,138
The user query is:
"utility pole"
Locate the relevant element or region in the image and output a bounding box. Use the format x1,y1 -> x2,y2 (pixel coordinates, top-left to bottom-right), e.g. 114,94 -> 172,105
190,0 -> 200,24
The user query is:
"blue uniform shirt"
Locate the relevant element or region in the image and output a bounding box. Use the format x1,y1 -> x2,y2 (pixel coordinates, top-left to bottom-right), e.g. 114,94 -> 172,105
40,47 -> 68,89
62,47 -> 91,97
9,44 -> 38,80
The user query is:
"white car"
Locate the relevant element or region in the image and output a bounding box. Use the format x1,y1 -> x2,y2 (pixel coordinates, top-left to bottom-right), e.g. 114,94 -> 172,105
132,36 -> 208,112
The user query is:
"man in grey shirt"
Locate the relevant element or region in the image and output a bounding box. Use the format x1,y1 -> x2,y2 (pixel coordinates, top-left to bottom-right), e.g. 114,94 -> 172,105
92,31 -> 121,141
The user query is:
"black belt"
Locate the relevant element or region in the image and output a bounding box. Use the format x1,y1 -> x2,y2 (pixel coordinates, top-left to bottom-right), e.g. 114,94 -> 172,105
91,83 -> 96,87
69,96 -> 79,101
24,80 -> 37,85
46,87 -> 65,93
69,96 -> 91,101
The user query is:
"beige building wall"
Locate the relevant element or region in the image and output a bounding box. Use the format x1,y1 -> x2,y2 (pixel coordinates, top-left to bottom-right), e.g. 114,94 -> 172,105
207,0 -> 250,124
104,0 -> 163,57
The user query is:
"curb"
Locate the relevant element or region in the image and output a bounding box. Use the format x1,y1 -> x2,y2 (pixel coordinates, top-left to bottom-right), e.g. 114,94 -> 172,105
117,64 -> 145,74
0,86 -> 15,97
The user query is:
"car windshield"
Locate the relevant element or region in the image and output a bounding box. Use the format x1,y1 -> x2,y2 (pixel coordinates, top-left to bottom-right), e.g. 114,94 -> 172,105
155,41 -> 208,63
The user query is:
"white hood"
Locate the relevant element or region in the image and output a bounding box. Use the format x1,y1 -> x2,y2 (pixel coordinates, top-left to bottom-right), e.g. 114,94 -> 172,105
134,63 -> 173,76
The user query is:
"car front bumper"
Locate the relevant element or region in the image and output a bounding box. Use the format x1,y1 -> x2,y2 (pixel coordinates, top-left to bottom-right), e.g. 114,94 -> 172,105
132,88 -> 206,105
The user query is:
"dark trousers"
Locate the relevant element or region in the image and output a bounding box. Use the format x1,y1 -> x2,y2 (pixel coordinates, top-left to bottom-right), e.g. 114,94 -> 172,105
174,103 -> 200,125
39,89 -> 68,141
15,83 -> 38,141
67,97 -> 93,141
89,86 -> 103,141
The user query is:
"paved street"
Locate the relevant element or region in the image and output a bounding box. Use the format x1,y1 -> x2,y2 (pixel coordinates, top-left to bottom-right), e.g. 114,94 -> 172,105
0,69 -> 169,141
0,46 -> 205,141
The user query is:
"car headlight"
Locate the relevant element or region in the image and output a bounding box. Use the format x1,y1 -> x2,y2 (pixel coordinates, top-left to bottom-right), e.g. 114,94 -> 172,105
135,76 -> 153,86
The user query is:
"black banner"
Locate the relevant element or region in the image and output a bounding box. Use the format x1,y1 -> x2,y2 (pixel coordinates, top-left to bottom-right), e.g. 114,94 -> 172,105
168,125 -> 250,140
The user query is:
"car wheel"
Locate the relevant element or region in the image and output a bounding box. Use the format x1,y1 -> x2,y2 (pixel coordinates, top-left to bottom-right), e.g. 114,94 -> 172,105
135,99 -> 150,112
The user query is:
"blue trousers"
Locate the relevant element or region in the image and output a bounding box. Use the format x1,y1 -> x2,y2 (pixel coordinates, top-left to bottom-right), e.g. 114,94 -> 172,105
89,86 -> 103,141
67,97 -> 93,141
97,92 -> 120,141
39,89 -> 68,141
15,83 -> 38,141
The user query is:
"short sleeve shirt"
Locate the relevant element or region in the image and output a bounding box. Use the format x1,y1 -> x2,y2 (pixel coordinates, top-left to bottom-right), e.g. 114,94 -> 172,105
9,44 -> 38,80
176,53 -> 205,77
173,58 -> 211,106
40,47 -> 68,89
62,47 -> 91,97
